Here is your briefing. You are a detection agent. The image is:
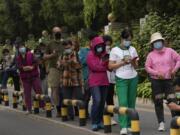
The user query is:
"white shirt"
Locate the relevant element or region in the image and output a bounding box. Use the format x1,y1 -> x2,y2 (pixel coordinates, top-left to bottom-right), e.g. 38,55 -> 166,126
109,46 -> 138,79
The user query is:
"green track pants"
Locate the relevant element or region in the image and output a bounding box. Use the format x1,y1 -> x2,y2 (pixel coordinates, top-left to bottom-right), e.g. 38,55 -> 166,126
115,76 -> 138,128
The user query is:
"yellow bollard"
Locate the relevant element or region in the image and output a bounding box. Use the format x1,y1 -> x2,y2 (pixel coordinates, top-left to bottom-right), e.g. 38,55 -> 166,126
12,92 -> 18,108
33,96 -> 39,114
45,96 -> 52,118
103,114 -> 111,133
0,91 -> 3,104
79,108 -> 86,126
4,91 -> 9,106
61,106 -> 68,121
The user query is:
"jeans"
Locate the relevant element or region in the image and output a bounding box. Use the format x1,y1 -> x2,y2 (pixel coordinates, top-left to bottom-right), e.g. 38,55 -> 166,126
90,86 -> 108,125
1,70 -> 20,91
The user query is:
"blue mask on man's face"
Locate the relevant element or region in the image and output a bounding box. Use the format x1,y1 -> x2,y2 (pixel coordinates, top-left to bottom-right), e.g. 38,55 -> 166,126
123,40 -> 131,48
153,41 -> 163,50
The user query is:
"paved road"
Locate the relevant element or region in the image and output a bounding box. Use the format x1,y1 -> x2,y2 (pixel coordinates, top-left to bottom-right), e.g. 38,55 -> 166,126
0,104 -> 172,135
0,107 -> 97,135
0,88 -> 173,135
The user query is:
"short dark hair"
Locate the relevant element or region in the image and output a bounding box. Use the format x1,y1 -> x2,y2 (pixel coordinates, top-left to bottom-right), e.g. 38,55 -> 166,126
103,35 -> 113,44
2,49 -> 9,54
121,28 -> 133,39
62,40 -> 72,46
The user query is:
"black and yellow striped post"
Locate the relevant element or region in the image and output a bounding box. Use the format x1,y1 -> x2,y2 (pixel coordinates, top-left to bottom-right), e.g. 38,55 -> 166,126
12,92 -> 18,108
170,117 -> 180,135
45,96 -> 52,118
0,91 -> 3,104
61,105 -> 68,121
33,96 -> 39,114
103,106 -> 140,135
127,109 -> 140,135
103,105 -> 119,133
103,111 -> 111,133
62,99 -> 70,121
72,100 -> 86,126
63,99 -> 87,126
3,91 -> 9,106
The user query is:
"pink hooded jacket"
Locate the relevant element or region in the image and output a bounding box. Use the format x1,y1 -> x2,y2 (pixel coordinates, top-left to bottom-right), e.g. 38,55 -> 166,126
87,36 -> 109,87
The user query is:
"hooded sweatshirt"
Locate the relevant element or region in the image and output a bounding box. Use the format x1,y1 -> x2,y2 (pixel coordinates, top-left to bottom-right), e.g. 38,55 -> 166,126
87,36 -> 109,87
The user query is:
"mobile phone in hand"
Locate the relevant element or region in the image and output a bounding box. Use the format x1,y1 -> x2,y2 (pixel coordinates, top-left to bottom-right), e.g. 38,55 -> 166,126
102,54 -> 109,61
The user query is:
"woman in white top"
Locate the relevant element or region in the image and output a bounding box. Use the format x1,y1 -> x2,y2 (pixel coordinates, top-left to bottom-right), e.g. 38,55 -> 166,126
108,29 -> 139,135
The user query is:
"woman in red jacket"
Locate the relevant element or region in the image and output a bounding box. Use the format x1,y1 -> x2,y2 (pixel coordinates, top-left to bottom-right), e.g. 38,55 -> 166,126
87,36 -> 109,131
17,43 -> 43,114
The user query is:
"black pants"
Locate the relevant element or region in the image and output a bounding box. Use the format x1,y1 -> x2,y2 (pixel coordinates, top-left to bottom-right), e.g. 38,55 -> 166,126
106,83 -> 115,116
62,86 -> 84,117
151,79 -> 175,123
84,80 -> 91,117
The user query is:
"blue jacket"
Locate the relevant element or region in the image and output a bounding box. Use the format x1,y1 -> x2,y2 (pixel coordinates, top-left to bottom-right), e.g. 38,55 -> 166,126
78,47 -> 90,80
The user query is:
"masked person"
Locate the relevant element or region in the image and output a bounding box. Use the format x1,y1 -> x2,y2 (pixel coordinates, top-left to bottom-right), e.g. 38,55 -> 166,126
58,40 -> 83,120
87,36 -> 109,131
1,49 -> 13,89
103,35 -> 117,125
17,43 -> 43,114
109,29 -> 139,135
44,26 -> 64,117
34,43 -> 48,95
145,32 -> 180,132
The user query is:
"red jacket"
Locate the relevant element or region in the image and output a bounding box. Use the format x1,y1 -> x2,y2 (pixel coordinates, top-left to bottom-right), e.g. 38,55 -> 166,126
17,51 -> 39,80
87,36 -> 109,87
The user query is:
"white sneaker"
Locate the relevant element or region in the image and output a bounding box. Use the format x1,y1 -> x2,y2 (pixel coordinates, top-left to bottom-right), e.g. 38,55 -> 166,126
111,119 -> 117,125
158,122 -> 165,131
120,128 -> 128,135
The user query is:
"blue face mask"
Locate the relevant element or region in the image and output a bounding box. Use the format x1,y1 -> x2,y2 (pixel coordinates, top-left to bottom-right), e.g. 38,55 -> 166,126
153,41 -> 163,50
96,47 -> 103,53
19,47 -> 26,54
124,41 -> 131,48
64,48 -> 72,55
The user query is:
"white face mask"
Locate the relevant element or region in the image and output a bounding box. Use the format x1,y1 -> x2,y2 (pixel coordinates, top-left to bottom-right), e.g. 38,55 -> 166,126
106,46 -> 111,54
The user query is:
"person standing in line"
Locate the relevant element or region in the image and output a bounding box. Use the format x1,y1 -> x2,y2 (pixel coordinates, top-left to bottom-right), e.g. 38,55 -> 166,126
108,29 -> 139,135
58,40 -> 84,120
87,36 -> 109,131
145,32 -> 180,132
78,42 -> 90,118
103,35 -> 117,125
44,26 -> 64,117
17,42 -> 43,114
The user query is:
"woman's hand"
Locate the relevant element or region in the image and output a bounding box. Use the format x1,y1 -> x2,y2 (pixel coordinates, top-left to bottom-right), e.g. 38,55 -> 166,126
23,66 -> 34,71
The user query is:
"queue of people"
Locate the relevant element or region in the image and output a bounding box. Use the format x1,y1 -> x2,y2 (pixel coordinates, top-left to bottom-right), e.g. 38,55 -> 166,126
0,27 -> 179,135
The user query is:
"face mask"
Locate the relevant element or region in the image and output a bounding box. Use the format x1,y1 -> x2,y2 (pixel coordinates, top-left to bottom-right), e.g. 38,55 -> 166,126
19,47 -> 26,54
123,40 -> 131,48
96,46 -> 103,53
153,41 -> 163,50
64,48 -> 72,55
55,32 -> 61,40
35,54 -> 41,59
106,46 -> 111,54
4,55 -> 9,61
